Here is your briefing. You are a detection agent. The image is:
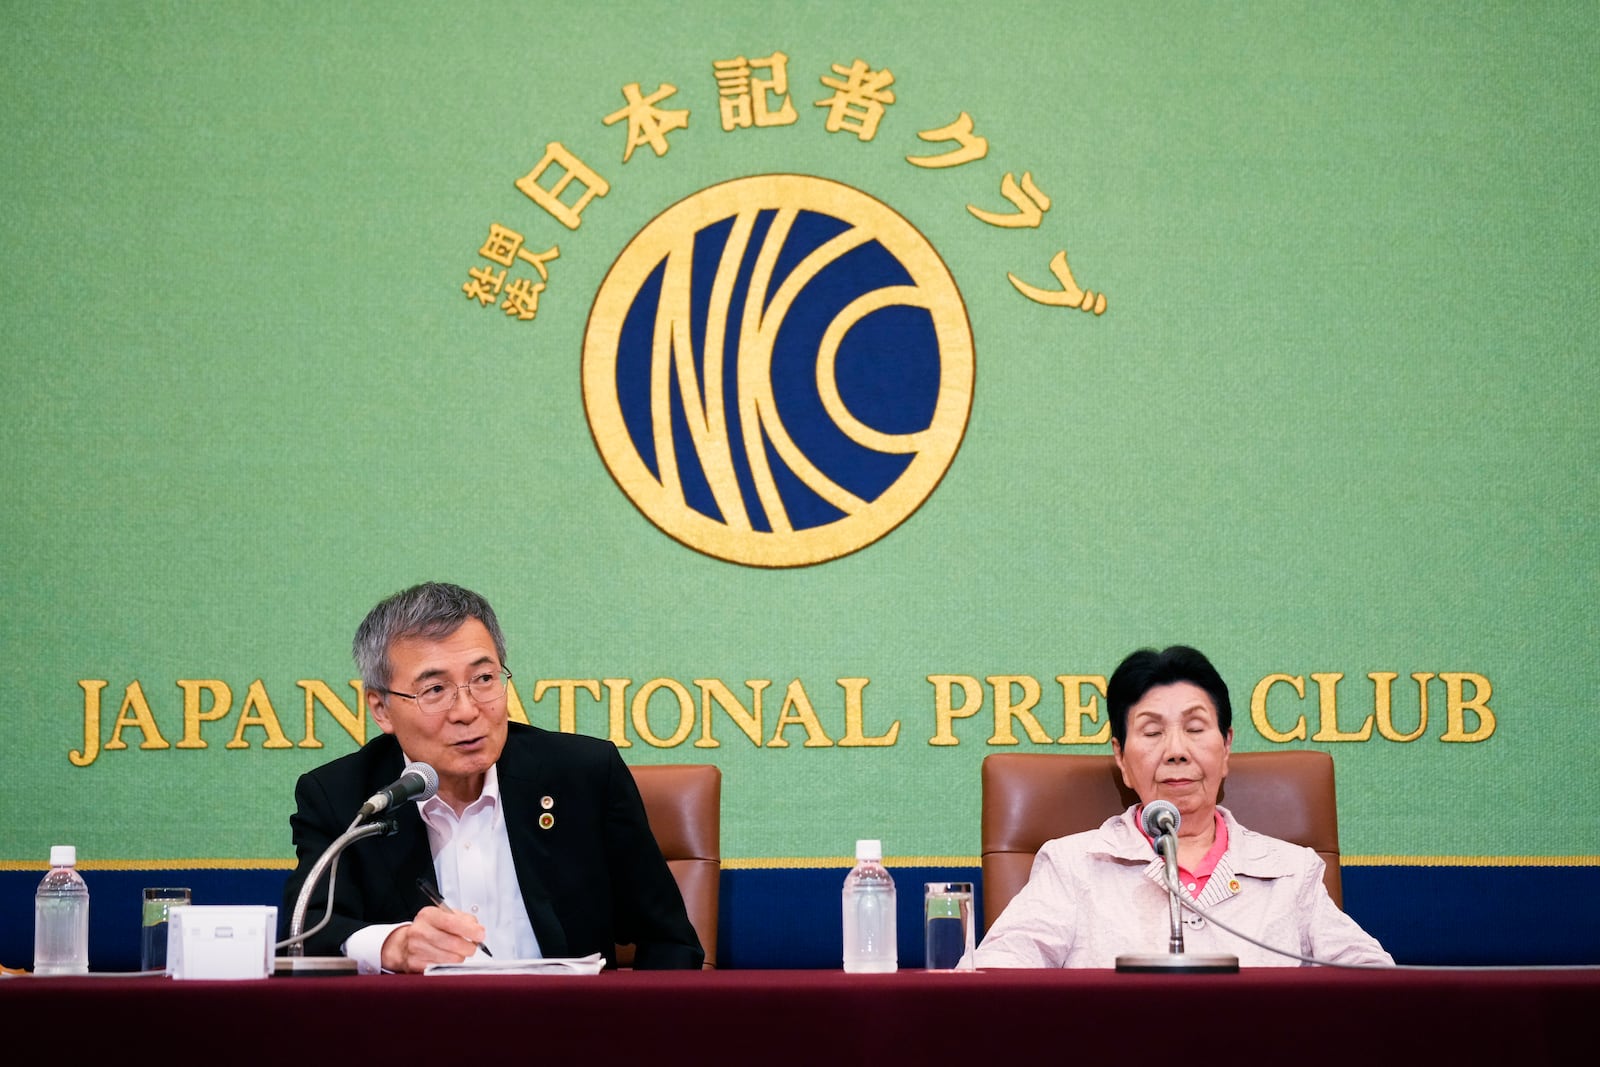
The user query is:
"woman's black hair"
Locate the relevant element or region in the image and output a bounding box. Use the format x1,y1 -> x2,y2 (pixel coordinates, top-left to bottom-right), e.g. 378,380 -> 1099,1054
1106,645 -> 1232,745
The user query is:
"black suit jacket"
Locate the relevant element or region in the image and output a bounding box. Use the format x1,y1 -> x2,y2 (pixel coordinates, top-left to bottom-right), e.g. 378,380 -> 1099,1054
280,723 -> 703,969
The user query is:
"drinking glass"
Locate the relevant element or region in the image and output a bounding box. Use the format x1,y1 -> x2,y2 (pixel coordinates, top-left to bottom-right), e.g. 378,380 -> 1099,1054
923,881 -> 975,970
142,887 -> 192,972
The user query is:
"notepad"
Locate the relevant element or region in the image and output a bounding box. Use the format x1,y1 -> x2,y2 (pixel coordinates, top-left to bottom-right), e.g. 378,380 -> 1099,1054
423,952 -> 605,976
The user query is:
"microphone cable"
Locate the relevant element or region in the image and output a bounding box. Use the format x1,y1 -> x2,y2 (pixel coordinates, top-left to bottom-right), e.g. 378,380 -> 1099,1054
1160,864 -> 1600,972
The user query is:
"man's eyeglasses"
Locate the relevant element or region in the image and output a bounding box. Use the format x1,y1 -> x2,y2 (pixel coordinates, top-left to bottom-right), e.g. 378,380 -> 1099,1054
379,669 -> 512,715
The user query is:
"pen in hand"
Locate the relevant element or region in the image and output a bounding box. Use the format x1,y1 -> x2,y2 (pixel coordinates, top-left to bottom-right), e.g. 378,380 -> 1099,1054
416,878 -> 494,957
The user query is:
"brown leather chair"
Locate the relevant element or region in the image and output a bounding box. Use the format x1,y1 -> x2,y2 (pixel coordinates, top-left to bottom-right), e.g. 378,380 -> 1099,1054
980,750 -> 1342,932
619,763 -> 721,968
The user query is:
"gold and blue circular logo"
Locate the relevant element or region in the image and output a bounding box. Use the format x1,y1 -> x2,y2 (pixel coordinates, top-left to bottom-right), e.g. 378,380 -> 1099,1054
583,174 -> 974,567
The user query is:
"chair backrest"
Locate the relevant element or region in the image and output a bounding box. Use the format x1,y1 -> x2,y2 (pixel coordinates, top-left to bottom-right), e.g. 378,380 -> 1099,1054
618,763 -> 721,968
980,750 -> 1341,932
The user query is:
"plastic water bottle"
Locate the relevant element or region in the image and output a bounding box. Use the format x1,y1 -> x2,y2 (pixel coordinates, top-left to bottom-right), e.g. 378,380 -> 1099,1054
34,845 -> 90,975
842,838 -> 896,973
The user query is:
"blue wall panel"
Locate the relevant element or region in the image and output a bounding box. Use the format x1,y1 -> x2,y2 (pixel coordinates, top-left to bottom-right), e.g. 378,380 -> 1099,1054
3,866 -> 1595,972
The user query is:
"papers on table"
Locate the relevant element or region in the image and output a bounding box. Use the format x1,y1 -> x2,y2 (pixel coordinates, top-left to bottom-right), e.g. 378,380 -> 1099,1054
423,952 -> 605,976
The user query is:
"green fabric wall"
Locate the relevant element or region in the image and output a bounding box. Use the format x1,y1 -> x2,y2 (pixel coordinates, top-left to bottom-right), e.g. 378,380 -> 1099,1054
2,1 -> 1594,873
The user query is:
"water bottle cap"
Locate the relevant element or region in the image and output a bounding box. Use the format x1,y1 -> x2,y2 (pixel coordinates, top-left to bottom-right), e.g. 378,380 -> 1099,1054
49,845 -> 77,867
855,839 -> 882,862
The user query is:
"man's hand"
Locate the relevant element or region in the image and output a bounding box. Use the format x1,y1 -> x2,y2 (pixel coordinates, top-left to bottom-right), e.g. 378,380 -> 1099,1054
379,906 -> 489,973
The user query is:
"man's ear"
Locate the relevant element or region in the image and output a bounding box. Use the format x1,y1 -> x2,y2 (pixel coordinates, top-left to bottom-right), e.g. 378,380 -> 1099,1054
367,685 -> 396,735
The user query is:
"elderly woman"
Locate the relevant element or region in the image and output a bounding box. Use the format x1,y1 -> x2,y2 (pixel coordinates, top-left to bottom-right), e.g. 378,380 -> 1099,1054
973,645 -> 1393,968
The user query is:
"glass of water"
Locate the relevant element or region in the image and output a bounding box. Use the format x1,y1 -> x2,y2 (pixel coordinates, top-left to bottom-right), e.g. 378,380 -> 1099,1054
141,887 -> 191,972
923,881 -> 975,970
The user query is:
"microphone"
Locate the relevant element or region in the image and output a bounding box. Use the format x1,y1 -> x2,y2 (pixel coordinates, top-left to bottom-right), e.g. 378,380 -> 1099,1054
357,762 -> 439,819
1142,799 -> 1180,839
278,761 -> 437,971
1115,798 -> 1237,973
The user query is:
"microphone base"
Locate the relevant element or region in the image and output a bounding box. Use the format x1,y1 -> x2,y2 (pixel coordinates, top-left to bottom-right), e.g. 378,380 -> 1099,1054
273,956 -> 360,977
1115,952 -> 1239,974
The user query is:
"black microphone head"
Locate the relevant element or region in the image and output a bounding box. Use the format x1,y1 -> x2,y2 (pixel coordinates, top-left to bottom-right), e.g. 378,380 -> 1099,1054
402,762 -> 440,804
1141,799 -> 1180,838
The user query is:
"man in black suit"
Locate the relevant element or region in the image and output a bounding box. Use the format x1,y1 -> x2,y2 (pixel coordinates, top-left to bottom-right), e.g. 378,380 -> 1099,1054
280,582 -> 703,971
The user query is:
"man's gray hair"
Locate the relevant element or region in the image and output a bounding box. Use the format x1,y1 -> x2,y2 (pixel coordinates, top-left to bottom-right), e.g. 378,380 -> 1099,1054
353,582 -> 508,692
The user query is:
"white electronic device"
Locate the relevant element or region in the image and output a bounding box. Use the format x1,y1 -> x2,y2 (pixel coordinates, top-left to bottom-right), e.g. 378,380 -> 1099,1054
167,905 -> 277,980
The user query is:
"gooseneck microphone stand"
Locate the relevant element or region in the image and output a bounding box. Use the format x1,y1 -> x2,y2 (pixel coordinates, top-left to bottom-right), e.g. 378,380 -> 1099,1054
1159,832 -> 1186,955
273,814 -> 397,975
1115,828 -> 1239,974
